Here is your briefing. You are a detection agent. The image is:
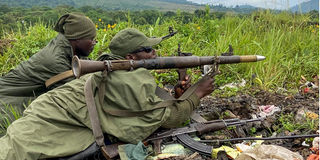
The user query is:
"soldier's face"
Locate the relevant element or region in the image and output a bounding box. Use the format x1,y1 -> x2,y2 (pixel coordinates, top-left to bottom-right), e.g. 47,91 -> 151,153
75,39 -> 97,57
125,46 -> 157,60
134,49 -> 156,60
132,47 -> 156,60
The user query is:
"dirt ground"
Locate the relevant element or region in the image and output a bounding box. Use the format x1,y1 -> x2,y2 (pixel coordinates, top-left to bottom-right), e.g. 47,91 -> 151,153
187,86 -> 319,160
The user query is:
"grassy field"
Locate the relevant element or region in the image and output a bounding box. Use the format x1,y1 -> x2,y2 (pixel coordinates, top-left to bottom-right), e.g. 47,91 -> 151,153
0,10 -> 318,134
1,10 -> 318,90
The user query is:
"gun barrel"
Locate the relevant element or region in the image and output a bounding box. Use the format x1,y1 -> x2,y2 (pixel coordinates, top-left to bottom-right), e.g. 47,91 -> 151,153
199,134 -> 319,143
226,117 -> 264,126
72,55 -> 265,78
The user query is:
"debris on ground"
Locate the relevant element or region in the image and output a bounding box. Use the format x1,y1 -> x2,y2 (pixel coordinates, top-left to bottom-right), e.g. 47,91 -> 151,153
235,144 -> 304,160
185,152 -> 202,160
299,75 -> 319,94
211,146 -> 239,159
147,87 -> 318,160
307,132 -> 320,160
295,108 -> 319,121
235,135 -> 264,153
192,88 -> 319,159
219,79 -> 246,90
307,147 -> 319,160
149,143 -> 190,160
258,105 -> 280,117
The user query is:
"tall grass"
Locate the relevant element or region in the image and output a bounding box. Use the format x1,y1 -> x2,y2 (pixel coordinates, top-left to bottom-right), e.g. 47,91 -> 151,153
1,11 -> 318,89
152,11 -> 318,90
0,103 -> 24,136
0,22 -> 57,73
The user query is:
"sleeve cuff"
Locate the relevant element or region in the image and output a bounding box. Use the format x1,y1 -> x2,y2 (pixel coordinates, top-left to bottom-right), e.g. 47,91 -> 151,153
189,92 -> 200,108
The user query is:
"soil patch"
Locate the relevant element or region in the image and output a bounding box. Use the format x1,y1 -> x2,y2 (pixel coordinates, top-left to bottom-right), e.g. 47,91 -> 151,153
191,87 -> 319,159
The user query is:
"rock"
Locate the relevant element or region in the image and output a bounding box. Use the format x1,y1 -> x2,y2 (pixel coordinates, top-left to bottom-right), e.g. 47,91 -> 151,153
223,110 -> 237,119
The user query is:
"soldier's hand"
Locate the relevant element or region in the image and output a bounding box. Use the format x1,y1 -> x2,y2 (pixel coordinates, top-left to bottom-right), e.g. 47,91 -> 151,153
174,75 -> 191,98
194,76 -> 215,98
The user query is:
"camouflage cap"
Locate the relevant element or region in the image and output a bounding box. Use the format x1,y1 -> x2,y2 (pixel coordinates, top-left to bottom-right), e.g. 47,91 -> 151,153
109,28 -> 162,57
54,13 -> 96,40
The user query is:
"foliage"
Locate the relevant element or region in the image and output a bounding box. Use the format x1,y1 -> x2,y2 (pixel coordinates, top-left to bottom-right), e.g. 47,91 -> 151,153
0,103 -> 25,136
0,5 -> 231,37
0,22 -> 57,74
277,113 -> 319,133
212,87 -> 240,98
249,127 -> 257,136
0,0 -> 260,13
0,9 -> 318,92
151,70 -> 178,88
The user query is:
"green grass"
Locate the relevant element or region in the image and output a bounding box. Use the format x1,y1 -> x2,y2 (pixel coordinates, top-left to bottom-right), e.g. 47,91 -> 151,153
1,11 -> 318,90
277,113 -> 319,133
0,22 -> 57,73
0,103 -> 24,136
0,10 -> 318,135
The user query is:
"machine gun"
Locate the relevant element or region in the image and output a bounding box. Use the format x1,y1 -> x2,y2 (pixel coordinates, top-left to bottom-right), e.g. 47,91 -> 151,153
144,118 -> 264,156
143,118 -> 318,157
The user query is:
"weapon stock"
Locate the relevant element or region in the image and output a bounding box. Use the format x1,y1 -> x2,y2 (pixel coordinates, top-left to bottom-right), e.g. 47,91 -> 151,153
72,55 -> 265,78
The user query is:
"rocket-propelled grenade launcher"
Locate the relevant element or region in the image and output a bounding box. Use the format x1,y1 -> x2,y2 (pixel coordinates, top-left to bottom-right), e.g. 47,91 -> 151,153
72,55 -> 266,78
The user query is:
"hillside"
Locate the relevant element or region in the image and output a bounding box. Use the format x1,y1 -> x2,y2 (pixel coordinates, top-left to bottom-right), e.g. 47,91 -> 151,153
291,0 -> 319,13
0,0 -> 262,13
0,0 -> 203,11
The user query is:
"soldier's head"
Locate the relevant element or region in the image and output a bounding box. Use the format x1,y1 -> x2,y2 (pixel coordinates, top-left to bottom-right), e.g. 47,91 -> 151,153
54,13 -> 96,57
109,28 -> 162,60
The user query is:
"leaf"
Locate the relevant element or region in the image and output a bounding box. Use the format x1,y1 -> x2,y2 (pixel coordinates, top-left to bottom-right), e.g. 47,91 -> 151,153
254,77 -> 263,86
155,17 -> 160,27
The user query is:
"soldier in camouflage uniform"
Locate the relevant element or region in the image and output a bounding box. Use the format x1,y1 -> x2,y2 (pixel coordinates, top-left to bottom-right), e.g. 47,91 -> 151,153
0,13 -> 97,129
0,28 -> 215,159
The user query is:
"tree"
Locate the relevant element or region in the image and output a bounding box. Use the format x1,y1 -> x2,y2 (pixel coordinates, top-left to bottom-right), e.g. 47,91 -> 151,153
0,5 -> 11,14
194,9 -> 206,18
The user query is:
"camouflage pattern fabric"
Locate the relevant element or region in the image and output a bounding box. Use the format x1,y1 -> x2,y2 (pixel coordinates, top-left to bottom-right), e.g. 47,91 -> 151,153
0,67 -> 199,159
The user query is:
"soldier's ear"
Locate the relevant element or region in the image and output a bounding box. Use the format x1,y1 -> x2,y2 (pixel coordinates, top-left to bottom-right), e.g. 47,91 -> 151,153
125,54 -> 137,60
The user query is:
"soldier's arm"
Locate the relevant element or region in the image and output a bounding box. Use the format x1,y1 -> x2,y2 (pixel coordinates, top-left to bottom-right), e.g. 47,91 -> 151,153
162,76 -> 214,128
